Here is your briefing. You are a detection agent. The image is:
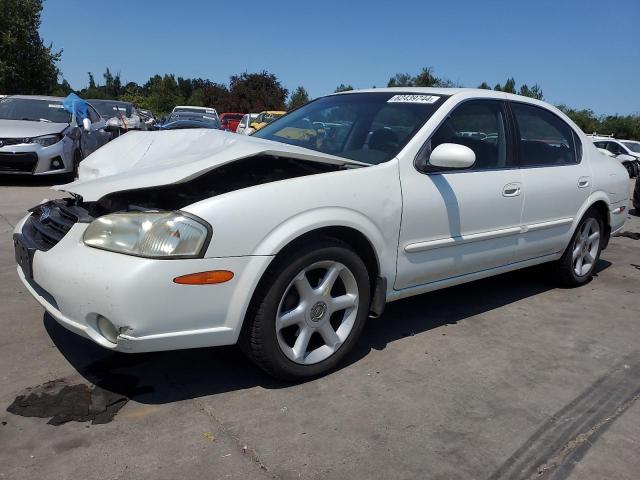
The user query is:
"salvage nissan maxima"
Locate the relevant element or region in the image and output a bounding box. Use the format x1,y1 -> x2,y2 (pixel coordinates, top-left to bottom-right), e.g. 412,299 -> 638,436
13,88 -> 629,379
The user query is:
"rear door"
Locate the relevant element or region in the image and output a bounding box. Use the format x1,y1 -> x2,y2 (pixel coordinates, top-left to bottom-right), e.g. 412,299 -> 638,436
511,102 -> 591,261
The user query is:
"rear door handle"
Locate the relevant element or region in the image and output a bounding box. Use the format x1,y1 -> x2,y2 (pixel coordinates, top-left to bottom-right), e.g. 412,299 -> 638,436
578,176 -> 590,188
503,182 -> 522,197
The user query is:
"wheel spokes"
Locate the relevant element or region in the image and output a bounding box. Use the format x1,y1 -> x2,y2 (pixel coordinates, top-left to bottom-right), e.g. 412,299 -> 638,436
294,273 -> 315,301
276,260 -> 359,365
329,293 -> 357,313
319,323 -> 341,350
278,305 -> 305,328
318,264 -> 342,295
292,326 -> 313,361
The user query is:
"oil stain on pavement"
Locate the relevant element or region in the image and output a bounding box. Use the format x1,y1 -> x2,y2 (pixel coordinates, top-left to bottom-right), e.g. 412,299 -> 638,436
7,369 -> 153,425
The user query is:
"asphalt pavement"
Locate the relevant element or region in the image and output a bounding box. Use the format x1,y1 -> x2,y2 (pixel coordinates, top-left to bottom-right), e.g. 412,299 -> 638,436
1,177 -> 639,480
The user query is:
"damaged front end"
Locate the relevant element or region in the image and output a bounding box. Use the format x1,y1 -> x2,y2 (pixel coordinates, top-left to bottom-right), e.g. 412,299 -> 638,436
22,154 -> 347,254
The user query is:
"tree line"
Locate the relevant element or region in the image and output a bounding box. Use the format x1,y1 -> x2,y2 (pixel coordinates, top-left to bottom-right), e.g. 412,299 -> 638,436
1,0 -> 638,139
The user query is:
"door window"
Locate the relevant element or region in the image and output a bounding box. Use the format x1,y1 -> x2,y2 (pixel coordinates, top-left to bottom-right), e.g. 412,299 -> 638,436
512,103 -> 578,166
87,106 -> 100,123
429,100 -> 510,170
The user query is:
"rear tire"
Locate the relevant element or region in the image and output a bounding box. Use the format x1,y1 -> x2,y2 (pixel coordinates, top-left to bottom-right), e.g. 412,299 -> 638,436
240,239 -> 371,381
553,210 -> 603,287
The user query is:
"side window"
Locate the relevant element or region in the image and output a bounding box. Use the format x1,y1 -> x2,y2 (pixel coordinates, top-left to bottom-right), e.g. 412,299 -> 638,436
594,141 -> 606,149
429,100 -> 509,170
608,142 -> 623,155
512,103 -> 578,167
87,106 -> 100,123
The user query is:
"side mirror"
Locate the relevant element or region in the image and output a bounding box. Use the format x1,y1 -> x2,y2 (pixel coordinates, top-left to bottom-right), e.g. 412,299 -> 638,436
82,118 -> 92,131
428,143 -> 476,169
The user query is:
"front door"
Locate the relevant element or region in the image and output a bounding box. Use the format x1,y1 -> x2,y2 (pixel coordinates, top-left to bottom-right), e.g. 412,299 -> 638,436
396,99 -> 523,290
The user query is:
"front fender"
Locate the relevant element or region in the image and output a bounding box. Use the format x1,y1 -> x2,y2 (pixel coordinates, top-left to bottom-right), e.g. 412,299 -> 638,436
252,206 -> 395,281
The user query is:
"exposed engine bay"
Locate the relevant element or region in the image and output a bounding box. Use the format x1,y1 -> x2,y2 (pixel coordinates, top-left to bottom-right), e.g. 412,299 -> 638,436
70,155 -> 346,216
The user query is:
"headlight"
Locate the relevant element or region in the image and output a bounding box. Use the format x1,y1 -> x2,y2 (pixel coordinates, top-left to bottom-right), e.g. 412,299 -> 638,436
32,134 -> 62,147
83,212 -> 210,258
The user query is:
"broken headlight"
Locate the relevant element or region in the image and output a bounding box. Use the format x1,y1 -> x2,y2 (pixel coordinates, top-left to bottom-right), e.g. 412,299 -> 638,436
83,212 -> 210,258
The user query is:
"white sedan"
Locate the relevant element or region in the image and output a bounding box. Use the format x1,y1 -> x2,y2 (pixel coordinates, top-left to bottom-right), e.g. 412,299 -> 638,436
13,88 -> 629,380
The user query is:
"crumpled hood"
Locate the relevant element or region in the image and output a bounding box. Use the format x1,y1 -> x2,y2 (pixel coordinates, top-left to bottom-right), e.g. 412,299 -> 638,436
56,129 -> 364,201
0,119 -> 69,138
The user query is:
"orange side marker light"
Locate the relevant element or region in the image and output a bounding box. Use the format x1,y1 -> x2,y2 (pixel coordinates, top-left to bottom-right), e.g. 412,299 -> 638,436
173,270 -> 234,285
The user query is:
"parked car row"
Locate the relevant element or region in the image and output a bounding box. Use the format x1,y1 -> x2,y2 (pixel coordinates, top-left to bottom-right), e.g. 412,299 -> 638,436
0,91 -> 296,178
589,134 -> 640,178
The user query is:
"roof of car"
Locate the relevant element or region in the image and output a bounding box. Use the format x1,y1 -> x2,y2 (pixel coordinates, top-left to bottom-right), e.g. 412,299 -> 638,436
338,87 -> 536,101
3,94 -> 65,101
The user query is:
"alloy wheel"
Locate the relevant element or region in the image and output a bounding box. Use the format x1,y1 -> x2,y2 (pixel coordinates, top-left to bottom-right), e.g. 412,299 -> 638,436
572,218 -> 600,277
276,260 -> 359,365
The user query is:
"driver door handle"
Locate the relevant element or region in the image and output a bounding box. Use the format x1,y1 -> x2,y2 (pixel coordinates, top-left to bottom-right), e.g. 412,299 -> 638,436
503,182 -> 522,197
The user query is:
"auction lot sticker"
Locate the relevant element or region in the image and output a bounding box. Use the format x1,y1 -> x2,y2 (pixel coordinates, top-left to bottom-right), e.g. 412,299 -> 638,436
388,95 -> 440,104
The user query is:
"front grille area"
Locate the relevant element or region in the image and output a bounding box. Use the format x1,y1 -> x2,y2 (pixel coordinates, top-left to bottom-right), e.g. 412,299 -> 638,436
0,152 -> 38,173
22,199 -> 93,251
0,138 -> 27,147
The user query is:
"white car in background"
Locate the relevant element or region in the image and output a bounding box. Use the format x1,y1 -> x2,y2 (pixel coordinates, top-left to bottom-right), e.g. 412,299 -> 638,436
14,88 -> 628,380
0,95 -> 110,178
236,113 -> 259,135
171,105 -> 219,124
591,137 -> 640,177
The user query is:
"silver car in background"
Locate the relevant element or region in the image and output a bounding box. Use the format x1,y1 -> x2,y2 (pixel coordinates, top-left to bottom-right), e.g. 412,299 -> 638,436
88,99 -> 143,137
0,95 -> 110,178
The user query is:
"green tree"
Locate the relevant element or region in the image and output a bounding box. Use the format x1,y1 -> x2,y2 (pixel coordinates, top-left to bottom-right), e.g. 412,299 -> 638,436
0,0 -> 61,94
50,78 -> 72,97
228,71 -> 288,112
142,74 -> 184,115
387,73 -> 413,87
335,84 -> 354,92
202,83 -> 231,112
519,83 -> 544,100
288,86 -> 310,110
478,81 -> 491,90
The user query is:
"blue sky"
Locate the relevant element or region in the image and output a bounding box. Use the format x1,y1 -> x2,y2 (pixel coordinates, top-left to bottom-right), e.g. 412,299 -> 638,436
41,0 -> 639,115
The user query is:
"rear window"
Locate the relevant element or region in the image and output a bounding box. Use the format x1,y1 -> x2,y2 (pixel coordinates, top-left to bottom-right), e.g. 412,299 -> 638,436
511,102 -> 579,167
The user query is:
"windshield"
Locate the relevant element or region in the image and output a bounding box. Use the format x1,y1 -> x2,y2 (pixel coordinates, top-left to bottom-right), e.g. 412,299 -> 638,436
253,92 -> 448,164
622,141 -> 640,153
91,101 -> 132,118
0,98 -> 71,123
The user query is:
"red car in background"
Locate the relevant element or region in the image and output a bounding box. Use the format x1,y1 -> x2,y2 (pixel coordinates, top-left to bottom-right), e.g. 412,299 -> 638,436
219,113 -> 244,132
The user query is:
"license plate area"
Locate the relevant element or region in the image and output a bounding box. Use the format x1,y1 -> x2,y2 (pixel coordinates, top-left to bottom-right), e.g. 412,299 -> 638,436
13,234 -> 35,280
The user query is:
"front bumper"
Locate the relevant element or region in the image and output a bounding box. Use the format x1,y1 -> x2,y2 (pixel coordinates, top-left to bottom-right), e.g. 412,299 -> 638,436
14,214 -> 273,352
0,139 -> 73,175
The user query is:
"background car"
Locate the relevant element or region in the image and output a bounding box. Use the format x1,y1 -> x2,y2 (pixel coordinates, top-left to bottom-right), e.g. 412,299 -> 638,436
591,136 -> 640,177
171,106 -> 219,124
246,110 -> 286,135
156,111 -> 221,130
236,113 -> 258,135
135,108 -> 157,130
0,95 -> 109,178
88,99 -> 142,138
219,112 -> 244,132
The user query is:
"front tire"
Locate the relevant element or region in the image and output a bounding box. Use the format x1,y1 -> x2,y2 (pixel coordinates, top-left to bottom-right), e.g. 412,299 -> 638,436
240,239 -> 371,380
554,210 -> 603,287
